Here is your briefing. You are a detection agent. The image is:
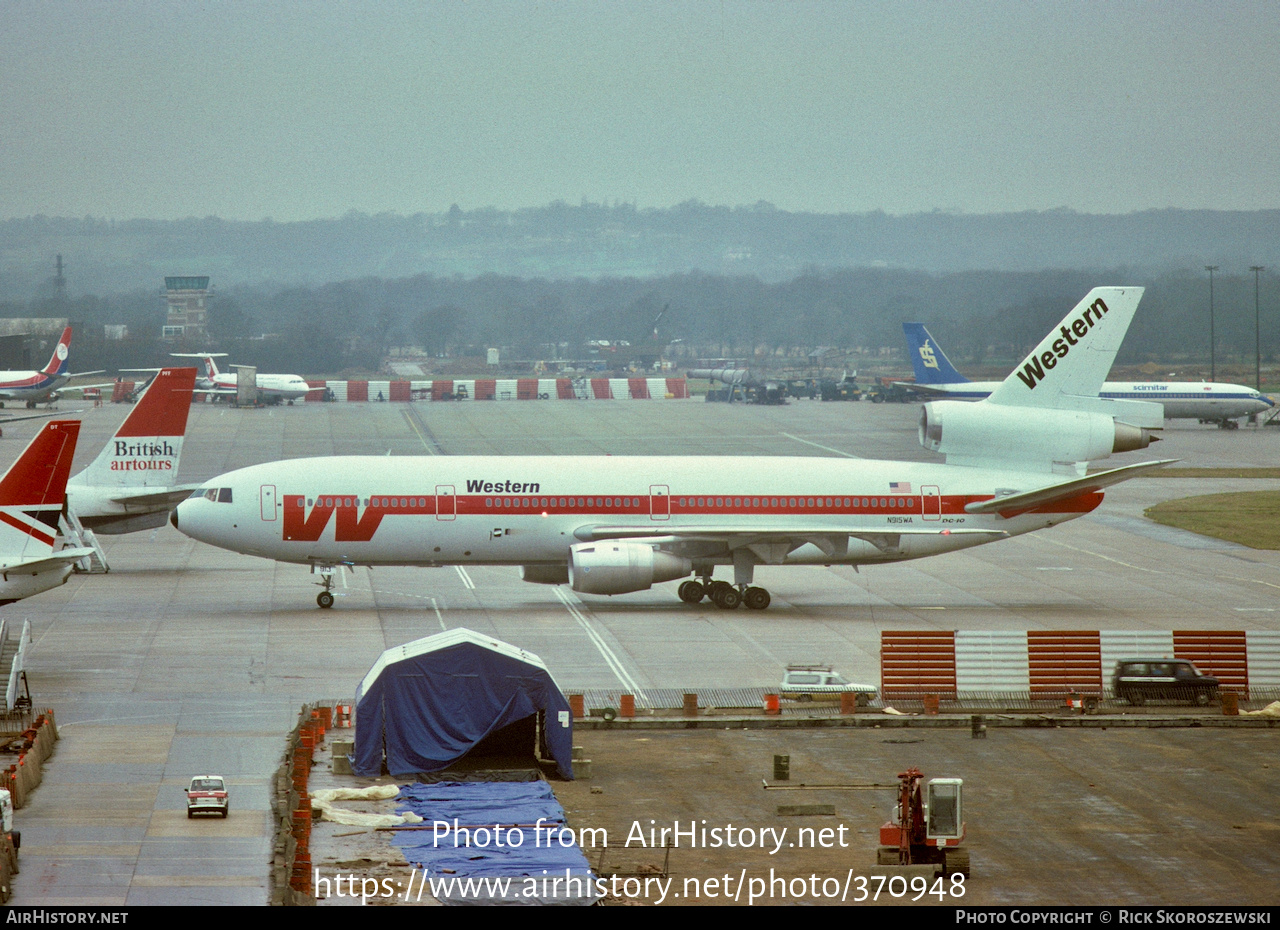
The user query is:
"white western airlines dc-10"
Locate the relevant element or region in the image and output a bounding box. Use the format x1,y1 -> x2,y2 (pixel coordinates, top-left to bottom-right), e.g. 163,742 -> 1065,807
903,322 -> 1273,427
173,287 -> 1172,610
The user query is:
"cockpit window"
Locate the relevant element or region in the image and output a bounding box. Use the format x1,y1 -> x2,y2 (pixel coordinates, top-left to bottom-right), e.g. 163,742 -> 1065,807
199,488 -> 234,503
218,488 -> 233,503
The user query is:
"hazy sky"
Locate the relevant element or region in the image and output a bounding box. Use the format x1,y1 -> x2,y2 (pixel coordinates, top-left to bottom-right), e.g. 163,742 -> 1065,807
3,1 -> 1278,221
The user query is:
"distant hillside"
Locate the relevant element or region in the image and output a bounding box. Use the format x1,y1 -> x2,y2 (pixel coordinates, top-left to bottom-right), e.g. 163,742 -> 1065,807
2,203 -> 1278,299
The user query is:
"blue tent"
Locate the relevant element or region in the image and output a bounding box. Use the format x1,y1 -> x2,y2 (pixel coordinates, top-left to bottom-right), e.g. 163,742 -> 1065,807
353,629 -> 574,779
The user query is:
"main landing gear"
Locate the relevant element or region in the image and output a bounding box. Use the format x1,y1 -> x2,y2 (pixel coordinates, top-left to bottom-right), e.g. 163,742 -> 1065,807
677,578 -> 772,611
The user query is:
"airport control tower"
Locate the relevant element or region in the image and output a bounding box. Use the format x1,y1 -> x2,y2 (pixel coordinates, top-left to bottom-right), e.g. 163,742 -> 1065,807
162,276 -> 210,341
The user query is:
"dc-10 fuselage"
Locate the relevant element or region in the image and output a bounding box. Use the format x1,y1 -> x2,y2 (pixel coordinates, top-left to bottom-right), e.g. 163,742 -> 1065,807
176,454 -> 1102,569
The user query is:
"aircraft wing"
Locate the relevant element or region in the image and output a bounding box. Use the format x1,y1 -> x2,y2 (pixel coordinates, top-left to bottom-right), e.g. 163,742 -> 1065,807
59,381 -> 117,394
0,410 -> 67,424
108,485 -> 204,509
573,524 -> 1007,559
0,548 -> 97,576
963,459 -> 1177,516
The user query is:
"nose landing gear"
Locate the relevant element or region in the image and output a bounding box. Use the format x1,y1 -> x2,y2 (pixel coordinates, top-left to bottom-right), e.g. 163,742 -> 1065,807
312,562 -> 353,608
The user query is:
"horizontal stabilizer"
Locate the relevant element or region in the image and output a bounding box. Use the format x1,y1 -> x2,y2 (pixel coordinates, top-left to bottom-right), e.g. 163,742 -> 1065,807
963,459 -> 1177,516
0,547 -> 96,576
109,485 -> 203,508
1057,394 -> 1165,430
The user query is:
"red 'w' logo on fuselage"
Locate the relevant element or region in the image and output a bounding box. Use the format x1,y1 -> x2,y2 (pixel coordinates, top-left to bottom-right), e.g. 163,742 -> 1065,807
282,495 -> 436,542
284,495 -> 385,542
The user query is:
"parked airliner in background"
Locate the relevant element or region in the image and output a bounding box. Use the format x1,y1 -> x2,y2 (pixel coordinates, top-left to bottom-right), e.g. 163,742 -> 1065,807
173,288 -> 1171,611
171,353 -> 310,405
65,368 -> 201,535
904,322 -> 1273,428
0,421 -> 94,605
0,327 -> 106,409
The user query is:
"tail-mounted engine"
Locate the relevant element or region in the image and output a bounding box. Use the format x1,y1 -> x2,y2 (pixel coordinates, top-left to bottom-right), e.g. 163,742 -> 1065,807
920,400 -> 1156,468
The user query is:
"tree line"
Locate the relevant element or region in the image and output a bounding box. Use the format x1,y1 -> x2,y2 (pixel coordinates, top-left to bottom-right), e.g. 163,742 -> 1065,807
1,266 -> 1273,378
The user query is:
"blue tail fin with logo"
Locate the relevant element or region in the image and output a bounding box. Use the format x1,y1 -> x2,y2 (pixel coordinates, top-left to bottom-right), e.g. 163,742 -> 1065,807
903,323 -> 968,385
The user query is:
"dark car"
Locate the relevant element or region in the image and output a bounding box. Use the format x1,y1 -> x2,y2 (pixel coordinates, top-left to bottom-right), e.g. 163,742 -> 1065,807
1112,659 -> 1220,706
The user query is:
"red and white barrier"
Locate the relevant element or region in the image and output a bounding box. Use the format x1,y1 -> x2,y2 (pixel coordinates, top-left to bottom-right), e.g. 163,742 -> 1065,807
881,630 -> 1280,698
309,377 -> 690,401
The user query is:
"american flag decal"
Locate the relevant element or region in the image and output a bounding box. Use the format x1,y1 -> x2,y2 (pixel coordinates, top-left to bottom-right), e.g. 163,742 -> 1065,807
890,481 -> 911,493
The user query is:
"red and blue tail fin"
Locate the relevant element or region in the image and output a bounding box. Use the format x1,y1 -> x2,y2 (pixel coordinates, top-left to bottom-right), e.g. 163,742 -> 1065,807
40,327 -> 73,378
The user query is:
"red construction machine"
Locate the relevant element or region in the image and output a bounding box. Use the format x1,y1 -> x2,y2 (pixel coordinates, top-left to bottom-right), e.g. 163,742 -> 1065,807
876,767 -> 969,878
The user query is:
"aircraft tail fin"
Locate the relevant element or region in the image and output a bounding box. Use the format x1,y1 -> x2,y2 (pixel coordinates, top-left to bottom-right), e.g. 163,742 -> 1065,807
919,288 -> 1161,472
69,368 -> 196,489
903,323 -> 969,385
987,287 -> 1143,408
170,352 -> 225,382
0,420 -> 80,560
40,327 -> 73,378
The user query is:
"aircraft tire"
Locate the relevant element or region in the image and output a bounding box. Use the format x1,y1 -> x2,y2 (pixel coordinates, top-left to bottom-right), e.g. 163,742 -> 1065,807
317,591 -> 335,609
712,585 -> 741,610
743,586 -> 771,610
678,580 -> 705,604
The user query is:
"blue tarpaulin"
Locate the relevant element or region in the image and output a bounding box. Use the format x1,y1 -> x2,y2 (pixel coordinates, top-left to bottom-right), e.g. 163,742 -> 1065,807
394,781 -> 596,906
353,629 -> 574,779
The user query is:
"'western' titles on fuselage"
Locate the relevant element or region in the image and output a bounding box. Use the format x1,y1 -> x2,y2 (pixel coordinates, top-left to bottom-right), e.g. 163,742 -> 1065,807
465,479 -> 542,494
1016,297 -> 1110,390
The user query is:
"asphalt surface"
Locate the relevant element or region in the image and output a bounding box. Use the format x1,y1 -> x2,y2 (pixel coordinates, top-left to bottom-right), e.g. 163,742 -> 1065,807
4,396 -> 1279,905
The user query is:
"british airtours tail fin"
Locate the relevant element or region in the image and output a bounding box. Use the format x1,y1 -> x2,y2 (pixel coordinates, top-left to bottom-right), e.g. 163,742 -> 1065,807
68,368 -> 196,489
